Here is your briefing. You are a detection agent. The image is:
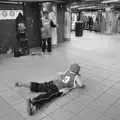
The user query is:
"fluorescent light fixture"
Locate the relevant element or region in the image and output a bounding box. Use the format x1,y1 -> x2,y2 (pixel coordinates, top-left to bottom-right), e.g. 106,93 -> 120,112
71,5 -> 80,8
77,6 -> 97,10
71,4 -> 97,9
101,0 -> 120,3
0,1 -> 21,4
9,0 -> 65,2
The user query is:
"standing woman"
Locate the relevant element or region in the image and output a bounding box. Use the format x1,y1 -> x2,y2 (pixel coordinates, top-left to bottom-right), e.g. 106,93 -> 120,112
41,10 -> 57,54
16,12 -> 26,43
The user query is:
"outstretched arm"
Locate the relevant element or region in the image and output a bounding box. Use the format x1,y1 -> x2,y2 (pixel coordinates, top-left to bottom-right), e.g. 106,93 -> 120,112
74,75 -> 85,88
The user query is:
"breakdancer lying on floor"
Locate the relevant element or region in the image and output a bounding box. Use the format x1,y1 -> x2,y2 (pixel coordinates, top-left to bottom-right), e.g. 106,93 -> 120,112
15,63 -> 85,115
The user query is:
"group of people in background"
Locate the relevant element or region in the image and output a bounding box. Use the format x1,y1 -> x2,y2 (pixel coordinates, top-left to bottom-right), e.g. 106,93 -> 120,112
15,10 -> 57,57
78,13 -> 120,34
79,15 -> 94,31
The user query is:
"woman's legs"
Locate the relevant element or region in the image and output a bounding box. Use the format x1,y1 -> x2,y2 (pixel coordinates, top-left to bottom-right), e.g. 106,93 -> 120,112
42,39 -> 46,53
47,38 -> 52,52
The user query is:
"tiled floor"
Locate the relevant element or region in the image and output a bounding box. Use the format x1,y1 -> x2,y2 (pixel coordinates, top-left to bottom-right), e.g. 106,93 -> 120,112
0,30 -> 120,120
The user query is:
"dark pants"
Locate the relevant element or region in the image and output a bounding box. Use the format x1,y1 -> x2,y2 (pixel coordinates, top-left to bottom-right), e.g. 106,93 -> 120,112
30,81 -> 62,107
16,33 -> 26,43
14,33 -> 29,57
89,24 -> 93,31
42,38 -> 52,52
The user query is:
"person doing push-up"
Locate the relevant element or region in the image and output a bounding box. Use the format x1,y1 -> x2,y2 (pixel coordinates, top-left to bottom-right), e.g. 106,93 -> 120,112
15,63 -> 85,115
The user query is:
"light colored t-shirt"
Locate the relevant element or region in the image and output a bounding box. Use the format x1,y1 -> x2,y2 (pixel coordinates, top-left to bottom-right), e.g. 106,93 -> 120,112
41,17 -> 52,39
53,71 -> 83,94
18,23 -> 26,33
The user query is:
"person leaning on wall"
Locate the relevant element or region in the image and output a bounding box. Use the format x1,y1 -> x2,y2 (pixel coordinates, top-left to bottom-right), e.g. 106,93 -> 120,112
41,10 -> 57,55
16,12 -> 26,43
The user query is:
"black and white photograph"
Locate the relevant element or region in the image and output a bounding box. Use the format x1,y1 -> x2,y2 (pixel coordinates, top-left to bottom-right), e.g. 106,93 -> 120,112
0,0 -> 120,120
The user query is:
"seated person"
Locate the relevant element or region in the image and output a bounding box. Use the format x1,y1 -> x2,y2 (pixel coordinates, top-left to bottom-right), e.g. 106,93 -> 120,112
15,63 -> 85,115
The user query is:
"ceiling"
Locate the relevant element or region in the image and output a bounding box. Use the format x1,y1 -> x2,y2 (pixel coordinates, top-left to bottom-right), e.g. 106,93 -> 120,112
0,0 -> 120,11
71,0 -> 120,11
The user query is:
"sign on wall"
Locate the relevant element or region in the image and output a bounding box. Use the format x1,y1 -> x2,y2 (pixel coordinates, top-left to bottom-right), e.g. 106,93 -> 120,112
0,10 -> 23,20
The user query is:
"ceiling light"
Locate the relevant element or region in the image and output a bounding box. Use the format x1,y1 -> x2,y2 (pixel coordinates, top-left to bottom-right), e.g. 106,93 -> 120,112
101,0 -> 120,3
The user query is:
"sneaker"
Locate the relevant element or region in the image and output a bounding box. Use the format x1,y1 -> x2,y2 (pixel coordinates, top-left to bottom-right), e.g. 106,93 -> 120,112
27,99 -> 34,116
36,103 -> 42,110
40,52 -> 45,55
31,52 -> 36,56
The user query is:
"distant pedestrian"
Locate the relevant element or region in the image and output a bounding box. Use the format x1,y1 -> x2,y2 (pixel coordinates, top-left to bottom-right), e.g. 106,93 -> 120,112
88,16 -> 93,31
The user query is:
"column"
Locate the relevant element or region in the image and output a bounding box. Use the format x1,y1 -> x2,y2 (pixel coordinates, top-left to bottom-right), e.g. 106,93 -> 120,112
96,10 -> 102,32
57,4 -> 65,43
105,7 -> 113,34
49,4 -> 58,46
64,5 -> 71,41
23,2 -> 41,48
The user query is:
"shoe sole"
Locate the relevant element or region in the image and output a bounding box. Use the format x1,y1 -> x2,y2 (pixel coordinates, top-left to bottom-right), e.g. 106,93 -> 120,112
27,99 -> 33,116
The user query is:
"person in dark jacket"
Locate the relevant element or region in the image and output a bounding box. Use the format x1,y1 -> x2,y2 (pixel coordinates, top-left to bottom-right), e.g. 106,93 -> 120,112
88,16 -> 93,31
14,12 -> 29,57
16,12 -> 26,42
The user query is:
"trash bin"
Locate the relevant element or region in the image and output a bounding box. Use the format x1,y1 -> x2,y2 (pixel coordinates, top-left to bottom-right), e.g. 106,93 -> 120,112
75,21 -> 83,37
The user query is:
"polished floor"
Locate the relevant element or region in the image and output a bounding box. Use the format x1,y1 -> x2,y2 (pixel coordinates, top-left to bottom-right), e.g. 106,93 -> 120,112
0,31 -> 120,120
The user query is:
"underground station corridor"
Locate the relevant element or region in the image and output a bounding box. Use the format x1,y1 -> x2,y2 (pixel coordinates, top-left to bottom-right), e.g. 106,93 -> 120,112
0,0 -> 120,120
0,30 -> 120,120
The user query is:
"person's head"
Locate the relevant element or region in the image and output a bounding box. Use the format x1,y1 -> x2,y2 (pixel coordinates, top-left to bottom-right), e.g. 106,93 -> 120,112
17,12 -> 23,18
17,12 -> 24,22
69,63 -> 80,74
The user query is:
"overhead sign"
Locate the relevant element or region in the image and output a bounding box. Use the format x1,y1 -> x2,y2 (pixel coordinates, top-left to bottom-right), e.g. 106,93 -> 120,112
0,10 -> 23,20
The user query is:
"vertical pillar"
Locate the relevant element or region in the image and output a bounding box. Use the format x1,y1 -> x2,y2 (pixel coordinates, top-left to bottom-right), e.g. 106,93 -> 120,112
57,4 -> 65,43
49,3 -> 58,46
96,10 -> 102,32
64,5 -> 71,41
105,7 -> 113,34
100,11 -> 105,33
23,2 -> 41,48
112,11 -> 117,34
118,15 -> 120,33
